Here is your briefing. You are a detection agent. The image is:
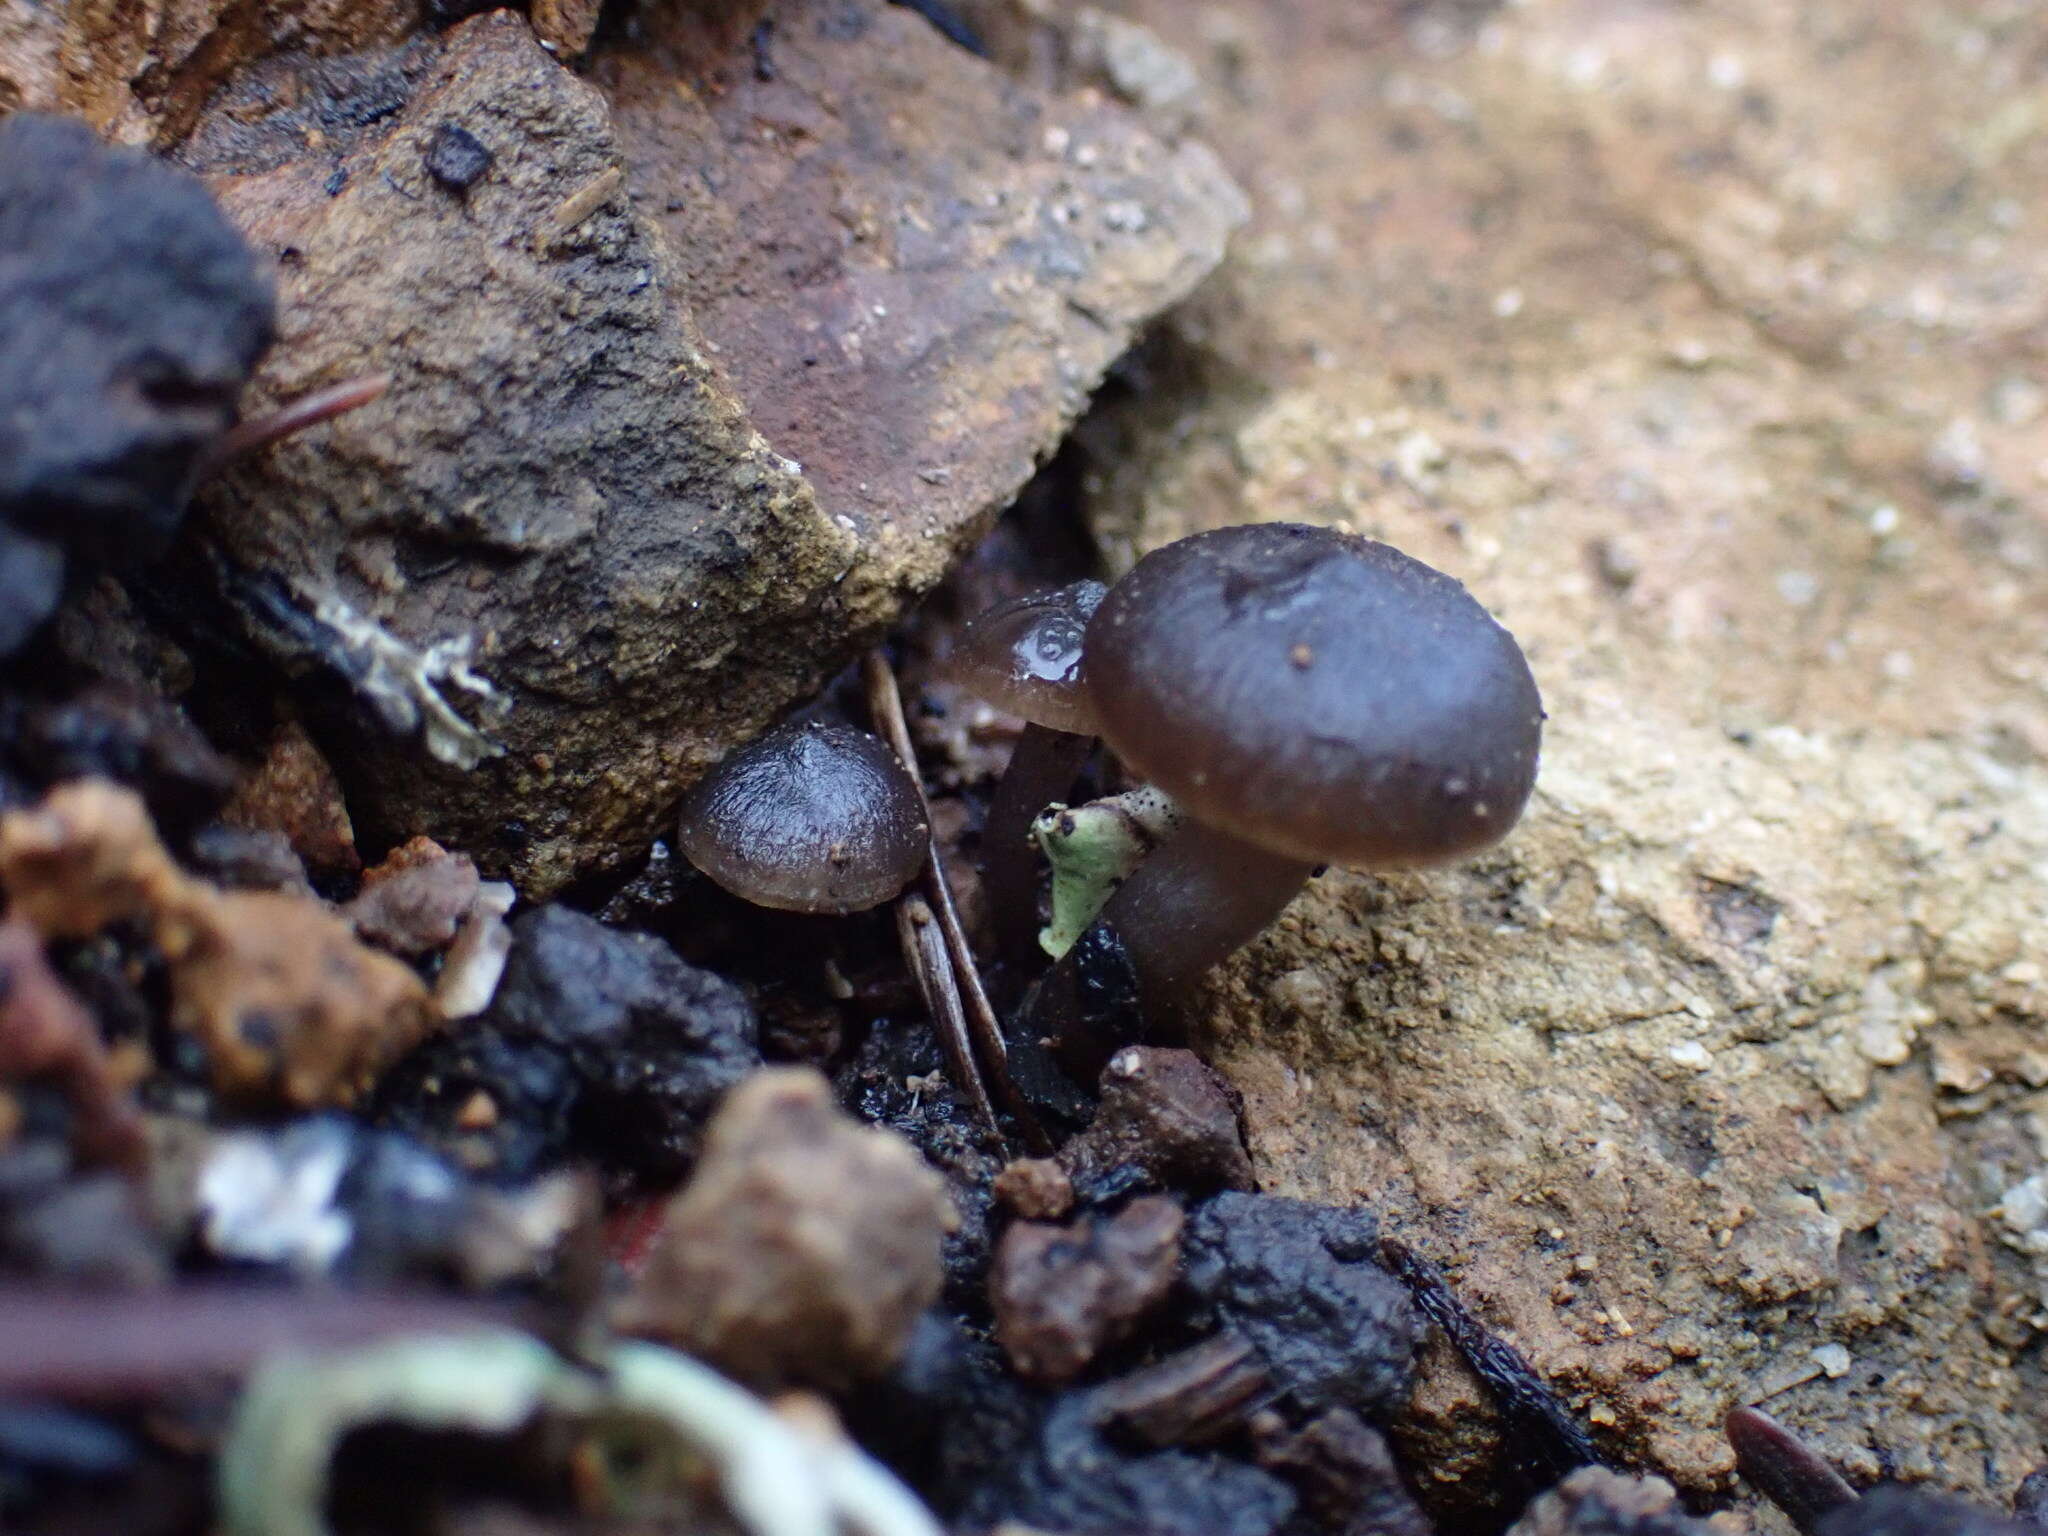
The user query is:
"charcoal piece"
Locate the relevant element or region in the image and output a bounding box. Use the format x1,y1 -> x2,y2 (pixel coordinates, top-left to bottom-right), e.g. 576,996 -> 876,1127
1383,1237 -> 1600,1491
861,1315 -> 1291,1536
970,1392 -> 1296,1536
2017,1468 -> 2048,1525
0,527 -> 64,657
1060,1045 -> 1254,1200
6,685 -> 237,839
485,907 -> 759,1184
835,1012 -> 1004,1314
1253,1408 -> 1434,1536
1507,1467 -> 1723,1535
0,1399 -> 136,1479
424,123 -> 494,192
0,1134 -> 166,1287
0,115 -> 272,588
1817,1487 -> 2035,1536
1093,1332 -> 1274,1448
1181,1193 -> 1421,1421
376,1024 -> 579,1182
991,1196 -> 1183,1384
889,0 -> 984,54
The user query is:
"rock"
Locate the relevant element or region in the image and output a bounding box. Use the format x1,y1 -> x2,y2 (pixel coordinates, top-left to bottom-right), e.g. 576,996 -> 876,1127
1506,1468 -> 1727,1536
1181,1192 -> 1421,1422
0,114 -> 273,656
969,1390 -> 1296,1536
484,906 -> 757,1181
172,2 -> 1241,893
3,685 -> 237,841
990,1194 -> 1182,1384
1041,0 -> 2048,1516
378,904 -> 755,1187
347,837 -> 480,956
0,781 -> 436,1108
220,721 -> 359,878
1059,1045 -> 1254,1200
1251,1409 -> 1435,1536
620,1067 -> 956,1390
994,1156 -> 1076,1221
183,825 -> 314,895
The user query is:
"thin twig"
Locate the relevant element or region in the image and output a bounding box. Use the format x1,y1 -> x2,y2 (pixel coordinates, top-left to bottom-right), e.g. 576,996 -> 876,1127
0,1283 -> 528,1402
863,649 -> 1049,1152
201,373 -> 392,475
895,893 -> 1000,1136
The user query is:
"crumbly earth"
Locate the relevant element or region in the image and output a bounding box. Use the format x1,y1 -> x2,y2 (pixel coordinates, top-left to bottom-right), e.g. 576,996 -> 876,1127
985,0 -> 2048,1524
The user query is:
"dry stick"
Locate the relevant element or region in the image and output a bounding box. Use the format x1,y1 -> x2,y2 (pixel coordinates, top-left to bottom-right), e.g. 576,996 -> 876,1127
198,373 -> 392,475
895,892 -> 1000,1136
863,649 -> 1050,1152
0,1284 -> 529,1402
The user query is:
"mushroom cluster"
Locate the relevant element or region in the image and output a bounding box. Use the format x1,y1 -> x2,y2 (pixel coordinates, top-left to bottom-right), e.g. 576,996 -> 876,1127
944,522 -> 1543,1036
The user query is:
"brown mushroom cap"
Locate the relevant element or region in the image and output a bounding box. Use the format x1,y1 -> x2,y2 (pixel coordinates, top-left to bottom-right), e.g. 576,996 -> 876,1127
1085,524 -> 1543,869
933,580 -> 1105,735
677,721 -> 927,914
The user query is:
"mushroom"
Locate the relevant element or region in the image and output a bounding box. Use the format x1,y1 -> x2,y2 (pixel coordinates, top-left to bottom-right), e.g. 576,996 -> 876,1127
1057,521 -> 1543,1023
932,580 -> 1105,967
676,719 -> 928,914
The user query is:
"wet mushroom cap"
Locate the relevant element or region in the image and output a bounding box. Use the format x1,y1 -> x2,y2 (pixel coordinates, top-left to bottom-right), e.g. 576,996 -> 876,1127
677,721 -> 928,914
1085,524 -> 1543,869
933,579 -> 1106,735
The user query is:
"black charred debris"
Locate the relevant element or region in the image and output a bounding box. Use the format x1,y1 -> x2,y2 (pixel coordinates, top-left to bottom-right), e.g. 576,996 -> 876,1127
0,114 -> 273,659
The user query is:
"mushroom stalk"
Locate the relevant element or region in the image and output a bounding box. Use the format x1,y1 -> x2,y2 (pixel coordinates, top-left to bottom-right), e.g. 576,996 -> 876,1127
1091,817 -> 1315,1011
1026,819 -> 1315,1071
983,722 -> 1094,969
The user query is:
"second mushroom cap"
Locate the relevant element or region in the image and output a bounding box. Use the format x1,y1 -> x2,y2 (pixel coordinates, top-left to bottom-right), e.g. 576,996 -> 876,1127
676,720 -> 928,914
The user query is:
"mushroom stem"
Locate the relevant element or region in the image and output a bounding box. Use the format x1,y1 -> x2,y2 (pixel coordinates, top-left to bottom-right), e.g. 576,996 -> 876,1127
1092,817 -> 1315,1014
1024,819 -> 1314,1072
984,722 -> 1094,969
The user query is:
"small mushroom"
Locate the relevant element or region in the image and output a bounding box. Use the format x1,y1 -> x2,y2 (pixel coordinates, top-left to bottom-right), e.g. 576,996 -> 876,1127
933,580 -> 1105,966
676,720 -> 928,914
1065,522 -> 1543,1020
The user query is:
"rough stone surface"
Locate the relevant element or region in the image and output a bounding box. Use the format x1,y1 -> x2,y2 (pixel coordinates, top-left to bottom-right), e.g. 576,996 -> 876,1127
621,1066 -> 957,1391
0,1 -> 417,147
1025,0 -> 2048,1520
173,3 -> 1242,894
